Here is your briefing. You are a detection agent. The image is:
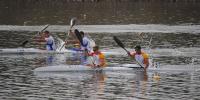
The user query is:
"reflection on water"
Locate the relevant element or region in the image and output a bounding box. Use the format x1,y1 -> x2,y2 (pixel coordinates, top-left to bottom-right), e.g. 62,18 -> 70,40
0,0 -> 200,25
0,52 -> 200,99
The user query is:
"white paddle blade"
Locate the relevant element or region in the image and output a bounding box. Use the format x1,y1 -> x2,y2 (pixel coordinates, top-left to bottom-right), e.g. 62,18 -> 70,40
70,18 -> 76,27
67,18 -> 76,36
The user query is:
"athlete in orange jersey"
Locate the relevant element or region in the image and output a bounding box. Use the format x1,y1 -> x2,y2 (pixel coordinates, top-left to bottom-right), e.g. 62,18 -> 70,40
87,46 -> 106,68
128,45 -> 149,70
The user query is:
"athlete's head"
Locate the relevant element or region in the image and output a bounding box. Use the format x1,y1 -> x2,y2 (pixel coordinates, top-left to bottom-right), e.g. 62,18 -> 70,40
43,31 -> 50,37
93,45 -> 99,52
134,45 -> 141,54
80,31 -> 84,37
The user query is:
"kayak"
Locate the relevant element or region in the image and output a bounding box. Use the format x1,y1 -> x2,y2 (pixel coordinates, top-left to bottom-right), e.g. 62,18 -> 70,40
34,64 -> 142,72
0,48 -> 119,55
33,64 -> 199,73
0,48 -> 70,54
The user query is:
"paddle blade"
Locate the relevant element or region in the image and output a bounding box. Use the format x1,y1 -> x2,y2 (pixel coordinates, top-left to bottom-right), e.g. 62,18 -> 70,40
74,29 -> 83,45
20,40 -> 29,47
70,18 -> 76,28
113,36 -> 125,49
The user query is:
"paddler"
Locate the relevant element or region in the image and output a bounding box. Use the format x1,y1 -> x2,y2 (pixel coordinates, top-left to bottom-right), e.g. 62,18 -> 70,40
128,45 -> 149,70
35,30 -> 56,51
80,31 -> 93,53
87,46 -> 106,68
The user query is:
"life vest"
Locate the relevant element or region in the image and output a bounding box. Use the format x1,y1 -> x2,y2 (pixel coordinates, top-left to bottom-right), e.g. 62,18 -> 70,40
89,51 -> 106,67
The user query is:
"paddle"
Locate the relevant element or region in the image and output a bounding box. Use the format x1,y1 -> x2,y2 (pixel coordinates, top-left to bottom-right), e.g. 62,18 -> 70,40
20,24 -> 49,47
74,29 -> 98,67
68,18 -> 76,35
74,29 -> 83,46
59,18 -> 76,51
113,36 -> 144,68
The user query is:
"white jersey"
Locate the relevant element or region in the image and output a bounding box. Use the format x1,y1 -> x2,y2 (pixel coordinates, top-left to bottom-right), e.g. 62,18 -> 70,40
45,36 -> 56,51
81,36 -> 93,52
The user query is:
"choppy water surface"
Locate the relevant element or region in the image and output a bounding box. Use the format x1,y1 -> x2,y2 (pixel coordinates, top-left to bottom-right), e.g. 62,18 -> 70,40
1,0 -> 200,100
1,54 -> 200,100
0,28 -> 200,100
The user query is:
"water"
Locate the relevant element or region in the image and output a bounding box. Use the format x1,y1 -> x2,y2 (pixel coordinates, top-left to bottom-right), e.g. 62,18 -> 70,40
1,0 -> 200,100
1,31 -> 200,100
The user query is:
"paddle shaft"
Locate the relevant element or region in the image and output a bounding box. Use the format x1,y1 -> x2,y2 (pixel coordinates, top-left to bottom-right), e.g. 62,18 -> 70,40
59,25 -> 74,51
36,24 -> 49,35
121,46 -> 144,68
59,18 -> 76,51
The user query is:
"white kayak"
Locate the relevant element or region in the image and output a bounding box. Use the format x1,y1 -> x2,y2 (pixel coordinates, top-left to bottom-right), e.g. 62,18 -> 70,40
34,64 -> 199,73
0,48 -> 74,54
34,64 -> 141,72
0,48 -> 119,55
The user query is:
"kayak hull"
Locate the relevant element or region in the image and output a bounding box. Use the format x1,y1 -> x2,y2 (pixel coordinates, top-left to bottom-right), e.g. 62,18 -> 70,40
34,65 -> 142,72
34,64 -> 199,73
0,48 -> 74,54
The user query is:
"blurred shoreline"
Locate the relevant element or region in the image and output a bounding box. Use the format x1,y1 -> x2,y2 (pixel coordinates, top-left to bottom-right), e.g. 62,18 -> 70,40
0,0 -> 200,25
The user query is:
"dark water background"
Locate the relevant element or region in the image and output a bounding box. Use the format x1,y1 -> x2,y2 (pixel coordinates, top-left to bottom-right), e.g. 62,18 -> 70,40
0,0 -> 200,100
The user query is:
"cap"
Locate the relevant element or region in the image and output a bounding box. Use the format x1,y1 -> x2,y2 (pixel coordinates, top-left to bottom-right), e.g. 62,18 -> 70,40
44,31 -> 49,34
93,45 -> 99,51
134,45 -> 141,50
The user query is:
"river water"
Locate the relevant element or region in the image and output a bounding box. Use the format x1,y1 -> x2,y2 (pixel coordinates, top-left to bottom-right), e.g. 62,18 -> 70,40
0,0 -> 200,100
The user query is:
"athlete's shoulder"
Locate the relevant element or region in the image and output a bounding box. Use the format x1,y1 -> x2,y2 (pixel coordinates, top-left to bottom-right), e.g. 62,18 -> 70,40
142,51 -> 149,58
99,52 -> 105,59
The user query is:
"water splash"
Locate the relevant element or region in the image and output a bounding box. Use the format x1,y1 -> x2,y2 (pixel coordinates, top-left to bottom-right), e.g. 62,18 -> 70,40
53,35 -> 66,51
190,57 -> 200,65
